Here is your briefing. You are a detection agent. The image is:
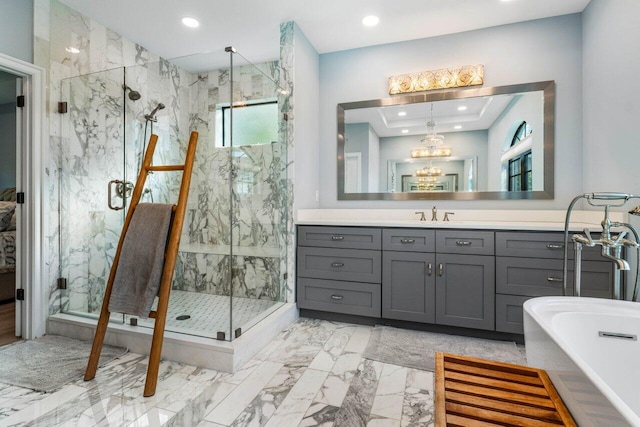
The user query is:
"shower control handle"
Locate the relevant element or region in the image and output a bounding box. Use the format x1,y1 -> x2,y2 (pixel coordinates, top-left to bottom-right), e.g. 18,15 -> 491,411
108,179 -> 125,211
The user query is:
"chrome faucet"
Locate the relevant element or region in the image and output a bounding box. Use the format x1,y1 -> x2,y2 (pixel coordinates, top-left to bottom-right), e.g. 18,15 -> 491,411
415,211 -> 426,221
431,206 -> 438,221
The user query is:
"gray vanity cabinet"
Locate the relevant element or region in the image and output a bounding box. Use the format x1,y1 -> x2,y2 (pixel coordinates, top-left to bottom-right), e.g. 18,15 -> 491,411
297,226 -> 382,317
435,253 -> 495,331
382,251 -> 436,323
495,231 -> 616,334
382,229 -> 495,330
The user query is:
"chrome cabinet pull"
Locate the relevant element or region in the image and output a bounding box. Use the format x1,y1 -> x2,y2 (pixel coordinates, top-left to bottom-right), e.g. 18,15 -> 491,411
438,263 -> 444,276
331,262 -> 344,268
331,294 -> 344,300
108,179 -> 125,211
427,262 -> 433,276
331,235 -> 344,241
400,239 -> 415,244
456,241 -> 472,246
547,244 -> 564,249
547,277 -> 563,282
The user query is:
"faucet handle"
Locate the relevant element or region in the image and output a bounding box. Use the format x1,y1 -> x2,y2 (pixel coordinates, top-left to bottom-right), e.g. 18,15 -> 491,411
415,211 -> 426,222
443,212 -> 454,222
613,231 -> 628,245
583,228 -> 594,245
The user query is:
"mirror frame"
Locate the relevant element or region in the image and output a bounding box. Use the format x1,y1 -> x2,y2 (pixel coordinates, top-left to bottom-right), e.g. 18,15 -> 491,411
337,80 -> 555,200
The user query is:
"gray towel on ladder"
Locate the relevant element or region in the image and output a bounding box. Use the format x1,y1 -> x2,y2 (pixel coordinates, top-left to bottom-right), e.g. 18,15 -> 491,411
108,203 -> 173,318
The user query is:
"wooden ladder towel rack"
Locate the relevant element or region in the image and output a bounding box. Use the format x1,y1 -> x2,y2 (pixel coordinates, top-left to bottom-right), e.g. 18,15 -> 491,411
84,131 -> 198,397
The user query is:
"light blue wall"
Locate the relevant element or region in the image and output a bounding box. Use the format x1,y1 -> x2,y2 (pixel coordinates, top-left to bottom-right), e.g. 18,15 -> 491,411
319,14 -> 583,209
582,0 -> 640,196
0,0 -> 34,63
292,23 -> 321,210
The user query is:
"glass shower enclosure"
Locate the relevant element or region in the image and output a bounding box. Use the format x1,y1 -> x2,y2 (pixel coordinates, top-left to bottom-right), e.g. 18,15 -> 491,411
57,50 -> 288,341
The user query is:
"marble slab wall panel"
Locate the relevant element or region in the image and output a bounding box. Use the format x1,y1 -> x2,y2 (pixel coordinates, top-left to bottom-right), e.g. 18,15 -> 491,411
279,21 -> 296,303
173,253 -> 281,300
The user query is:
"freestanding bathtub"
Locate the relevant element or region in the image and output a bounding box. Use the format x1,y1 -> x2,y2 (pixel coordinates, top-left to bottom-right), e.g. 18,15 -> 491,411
524,297 -> 640,427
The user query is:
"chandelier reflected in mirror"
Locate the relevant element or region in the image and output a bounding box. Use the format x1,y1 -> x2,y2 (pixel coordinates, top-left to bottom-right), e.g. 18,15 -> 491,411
410,103 -> 452,158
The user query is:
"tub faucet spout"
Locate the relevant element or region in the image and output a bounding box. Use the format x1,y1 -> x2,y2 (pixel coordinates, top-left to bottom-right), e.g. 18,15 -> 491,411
601,250 -> 630,270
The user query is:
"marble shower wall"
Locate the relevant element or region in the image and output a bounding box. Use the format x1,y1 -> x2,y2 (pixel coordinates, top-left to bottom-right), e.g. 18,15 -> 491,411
35,0 -> 290,320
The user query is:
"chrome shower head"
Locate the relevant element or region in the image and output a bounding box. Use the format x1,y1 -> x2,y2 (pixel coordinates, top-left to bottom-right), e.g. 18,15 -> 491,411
144,103 -> 165,121
123,84 -> 141,101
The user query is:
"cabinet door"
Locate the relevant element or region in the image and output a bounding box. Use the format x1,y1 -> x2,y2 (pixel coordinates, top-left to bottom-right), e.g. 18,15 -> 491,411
435,254 -> 495,330
382,251 -> 436,323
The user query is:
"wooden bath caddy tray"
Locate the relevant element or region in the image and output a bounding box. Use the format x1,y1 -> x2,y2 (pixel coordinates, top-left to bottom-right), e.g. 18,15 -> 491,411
435,353 -> 577,426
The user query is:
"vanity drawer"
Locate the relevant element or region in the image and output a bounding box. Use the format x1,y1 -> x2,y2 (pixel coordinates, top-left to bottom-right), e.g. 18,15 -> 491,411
297,226 -> 381,250
382,228 -> 435,252
496,257 -> 614,298
297,278 -> 381,317
495,294 -> 532,334
435,230 -> 494,255
297,247 -> 381,283
496,232 -> 604,261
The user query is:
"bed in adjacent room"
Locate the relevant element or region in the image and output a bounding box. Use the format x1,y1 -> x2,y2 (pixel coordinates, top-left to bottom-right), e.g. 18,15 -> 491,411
0,188 -> 16,302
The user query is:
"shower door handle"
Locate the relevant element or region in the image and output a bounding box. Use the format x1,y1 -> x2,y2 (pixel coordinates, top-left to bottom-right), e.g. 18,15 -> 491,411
108,179 -> 125,211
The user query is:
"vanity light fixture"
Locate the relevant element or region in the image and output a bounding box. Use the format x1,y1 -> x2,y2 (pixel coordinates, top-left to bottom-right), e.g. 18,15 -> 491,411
181,17 -> 200,28
416,166 -> 443,177
65,47 -> 80,54
362,15 -> 380,26
411,147 -> 452,158
457,106 -> 467,111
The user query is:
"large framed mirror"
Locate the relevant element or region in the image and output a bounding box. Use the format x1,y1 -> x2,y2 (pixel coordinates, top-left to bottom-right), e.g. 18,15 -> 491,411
337,81 -> 554,200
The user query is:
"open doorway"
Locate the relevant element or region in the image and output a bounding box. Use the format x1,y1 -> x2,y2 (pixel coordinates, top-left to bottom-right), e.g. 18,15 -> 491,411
0,69 -> 21,346
0,52 -> 46,342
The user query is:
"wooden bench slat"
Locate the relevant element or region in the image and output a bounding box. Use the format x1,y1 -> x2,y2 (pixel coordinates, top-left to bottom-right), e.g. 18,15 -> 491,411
445,390 -> 563,423
445,360 -> 544,386
441,352 -> 542,376
445,370 -> 549,397
445,380 -> 556,409
446,413 -> 503,427
445,402 -> 564,427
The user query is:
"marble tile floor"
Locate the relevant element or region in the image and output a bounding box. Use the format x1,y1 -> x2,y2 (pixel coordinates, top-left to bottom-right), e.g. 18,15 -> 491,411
0,318 -> 460,426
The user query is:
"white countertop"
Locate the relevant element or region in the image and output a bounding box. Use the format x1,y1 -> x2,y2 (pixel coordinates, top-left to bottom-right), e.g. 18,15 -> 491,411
296,209 -> 628,232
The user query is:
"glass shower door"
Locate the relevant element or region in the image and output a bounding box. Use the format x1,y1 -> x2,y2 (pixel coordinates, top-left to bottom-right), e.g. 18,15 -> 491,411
59,68 -> 128,321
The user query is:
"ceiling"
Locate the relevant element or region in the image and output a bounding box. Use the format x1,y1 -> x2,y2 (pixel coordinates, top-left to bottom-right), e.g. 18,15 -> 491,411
59,0 -> 591,71
346,94 -> 514,137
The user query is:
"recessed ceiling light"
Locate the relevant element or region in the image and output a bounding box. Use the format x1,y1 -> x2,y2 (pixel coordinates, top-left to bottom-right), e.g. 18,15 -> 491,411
182,17 -> 200,28
454,125 -> 463,130
398,111 -> 407,117
362,15 -> 380,27
457,106 -> 467,111
401,129 -> 409,134
65,47 -> 80,54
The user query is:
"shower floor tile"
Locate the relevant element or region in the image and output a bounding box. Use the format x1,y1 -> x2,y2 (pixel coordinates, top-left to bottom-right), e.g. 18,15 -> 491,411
136,290 -> 283,340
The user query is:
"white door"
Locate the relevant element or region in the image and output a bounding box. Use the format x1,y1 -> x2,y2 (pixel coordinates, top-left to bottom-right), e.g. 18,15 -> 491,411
344,152 -> 362,193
